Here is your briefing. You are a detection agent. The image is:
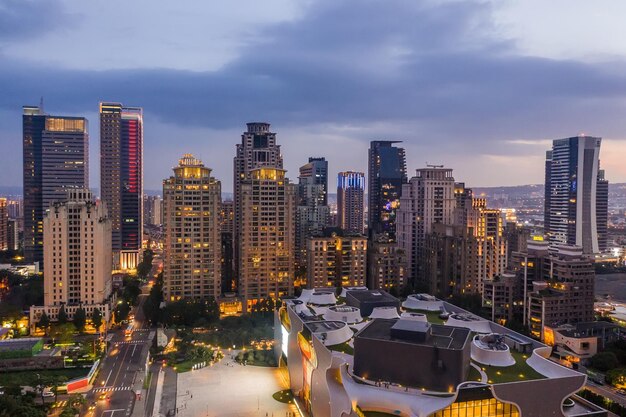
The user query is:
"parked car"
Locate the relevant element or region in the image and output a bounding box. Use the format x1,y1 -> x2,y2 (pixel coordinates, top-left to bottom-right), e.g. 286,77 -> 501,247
617,389 -> 626,396
42,391 -> 55,398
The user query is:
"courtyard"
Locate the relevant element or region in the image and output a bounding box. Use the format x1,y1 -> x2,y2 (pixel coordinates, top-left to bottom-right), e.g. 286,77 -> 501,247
176,352 -> 298,417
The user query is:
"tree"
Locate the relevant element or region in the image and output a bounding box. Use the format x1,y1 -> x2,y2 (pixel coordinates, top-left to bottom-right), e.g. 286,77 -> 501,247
49,375 -> 68,402
115,301 -> 130,323
91,308 -> 103,332
37,312 -> 50,335
590,351 -> 619,372
73,307 -> 87,333
50,323 -> 75,345
58,305 -> 68,324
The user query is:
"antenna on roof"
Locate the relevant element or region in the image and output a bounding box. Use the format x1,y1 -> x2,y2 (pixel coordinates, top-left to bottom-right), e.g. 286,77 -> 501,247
39,96 -> 45,114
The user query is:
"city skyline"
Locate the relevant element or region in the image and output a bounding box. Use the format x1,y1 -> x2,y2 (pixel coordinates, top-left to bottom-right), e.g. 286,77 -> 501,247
2,1 -> 626,192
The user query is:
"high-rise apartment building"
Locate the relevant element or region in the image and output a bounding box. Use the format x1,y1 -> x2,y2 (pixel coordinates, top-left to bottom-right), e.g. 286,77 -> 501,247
233,123 -> 283,288
296,158 -> 330,265
239,168 -> 296,311
368,141 -> 407,239
367,234 -> 407,293
99,102 -> 143,270
30,189 -> 112,328
7,219 -> 19,251
528,245 -> 595,340
163,155 -> 221,302
23,106 -> 88,265
306,229 -> 367,289
337,171 -> 365,234
220,200 -> 234,293
397,167 -> 456,287
544,135 -> 607,254
0,198 -> 7,251
143,195 -> 163,226
299,157 -> 328,205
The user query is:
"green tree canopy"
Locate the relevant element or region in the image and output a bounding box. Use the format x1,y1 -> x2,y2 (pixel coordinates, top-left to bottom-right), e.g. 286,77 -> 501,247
590,351 -> 619,372
73,307 -> 87,333
91,308 -> 103,331
58,305 -> 68,324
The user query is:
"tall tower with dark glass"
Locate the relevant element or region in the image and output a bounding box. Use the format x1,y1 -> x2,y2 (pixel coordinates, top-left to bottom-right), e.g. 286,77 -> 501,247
100,103 -> 143,271
22,105 -> 89,265
298,157 -> 328,205
368,141 -> 407,239
544,135 -> 607,254
337,171 -> 365,234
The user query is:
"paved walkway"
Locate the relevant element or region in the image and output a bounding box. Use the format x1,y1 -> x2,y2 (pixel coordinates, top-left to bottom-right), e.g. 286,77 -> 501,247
176,357 -> 294,417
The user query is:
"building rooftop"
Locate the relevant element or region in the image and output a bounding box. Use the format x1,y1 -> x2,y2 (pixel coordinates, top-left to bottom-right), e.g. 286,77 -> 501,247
0,337 -> 42,352
347,289 -> 398,303
357,318 -> 470,350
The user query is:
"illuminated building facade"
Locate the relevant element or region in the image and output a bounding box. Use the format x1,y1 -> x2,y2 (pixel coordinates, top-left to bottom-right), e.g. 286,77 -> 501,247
296,157 -> 330,266
544,135 -> 608,254
337,171 -> 365,234
527,245 -> 595,341
234,123 -> 284,292
30,189 -> 113,328
239,167 -> 296,311
367,234 -> 407,292
397,167 -> 456,287
22,106 -> 88,265
163,155 -> 221,301
0,198 -> 7,251
100,102 -> 143,270
367,141 -> 407,239
306,230 -> 367,289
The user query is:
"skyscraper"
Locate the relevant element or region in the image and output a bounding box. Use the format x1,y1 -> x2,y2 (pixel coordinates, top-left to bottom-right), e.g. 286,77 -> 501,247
544,135 -> 607,254
397,167 -> 456,287
163,155 -> 221,301
0,198 -> 7,251
299,157 -> 328,205
100,102 -> 143,270
368,141 -> 407,238
23,105 -> 89,265
233,123 -> 283,288
238,168 -> 296,311
295,157 -> 330,265
337,171 -> 365,234
30,189 -> 113,328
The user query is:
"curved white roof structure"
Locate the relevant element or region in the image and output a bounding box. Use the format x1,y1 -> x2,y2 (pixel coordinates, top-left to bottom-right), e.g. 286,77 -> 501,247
307,320 -> 353,346
298,289 -> 316,303
471,334 -> 515,367
402,294 -> 444,312
324,305 -> 362,324
400,312 -> 428,322
369,306 -> 400,319
340,286 -> 369,298
310,291 -> 337,306
445,313 -> 492,334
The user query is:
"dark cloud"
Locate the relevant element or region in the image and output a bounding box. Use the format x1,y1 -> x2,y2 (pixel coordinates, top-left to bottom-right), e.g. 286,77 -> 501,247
0,0 -> 72,40
2,0 -> 626,189
1,0 -> 626,141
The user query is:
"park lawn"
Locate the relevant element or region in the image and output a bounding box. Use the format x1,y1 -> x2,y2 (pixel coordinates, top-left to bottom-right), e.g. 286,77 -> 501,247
272,389 -> 294,404
0,368 -> 88,387
477,351 -> 545,384
172,360 -> 196,373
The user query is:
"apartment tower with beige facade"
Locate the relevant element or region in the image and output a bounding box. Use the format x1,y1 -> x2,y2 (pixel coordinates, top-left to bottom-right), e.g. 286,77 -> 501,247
238,167 -> 296,311
163,154 -> 221,301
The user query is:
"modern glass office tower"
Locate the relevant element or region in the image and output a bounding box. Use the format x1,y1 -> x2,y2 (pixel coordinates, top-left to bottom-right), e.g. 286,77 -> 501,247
100,102 -> 143,270
23,105 -> 89,265
337,171 -> 365,234
544,135 -> 607,254
368,141 -> 407,239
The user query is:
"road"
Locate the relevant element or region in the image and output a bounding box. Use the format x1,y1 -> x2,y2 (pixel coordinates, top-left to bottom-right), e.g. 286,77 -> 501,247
587,380 -> 626,406
81,295 -> 151,417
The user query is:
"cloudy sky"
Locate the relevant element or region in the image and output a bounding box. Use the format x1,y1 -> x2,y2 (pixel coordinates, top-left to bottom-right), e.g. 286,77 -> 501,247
2,0 -> 626,193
